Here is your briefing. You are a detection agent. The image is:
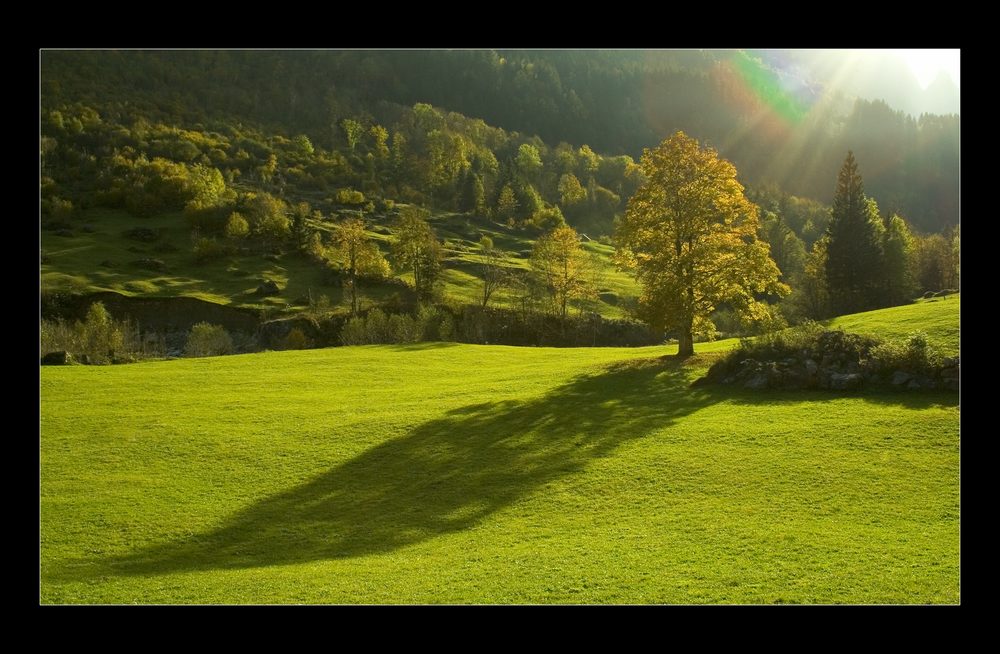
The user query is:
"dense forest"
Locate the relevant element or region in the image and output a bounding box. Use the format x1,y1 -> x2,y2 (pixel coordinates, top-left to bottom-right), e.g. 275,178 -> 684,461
41,50 -> 959,233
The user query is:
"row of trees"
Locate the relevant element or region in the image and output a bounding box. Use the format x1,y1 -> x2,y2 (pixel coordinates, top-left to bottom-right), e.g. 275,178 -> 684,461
324,208 -> 603,323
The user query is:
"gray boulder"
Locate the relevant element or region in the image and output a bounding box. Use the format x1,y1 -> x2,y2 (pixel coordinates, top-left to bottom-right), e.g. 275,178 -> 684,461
891,371 -> 912,386
830,373 -> 863,390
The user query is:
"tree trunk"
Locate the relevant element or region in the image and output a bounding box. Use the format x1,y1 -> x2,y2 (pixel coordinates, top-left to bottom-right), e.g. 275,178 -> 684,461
678,330 -> 694,358
678,312 -> 694,357
350,273 -> 358,316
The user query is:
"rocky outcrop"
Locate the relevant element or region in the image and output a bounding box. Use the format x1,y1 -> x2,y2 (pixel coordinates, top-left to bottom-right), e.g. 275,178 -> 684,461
698,330 -> 959,392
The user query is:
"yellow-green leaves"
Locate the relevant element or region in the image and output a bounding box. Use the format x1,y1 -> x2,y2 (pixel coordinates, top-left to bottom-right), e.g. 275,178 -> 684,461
617,131 -> 787,354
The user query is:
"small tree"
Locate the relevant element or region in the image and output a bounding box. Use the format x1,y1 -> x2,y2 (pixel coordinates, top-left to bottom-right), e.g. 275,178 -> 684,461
290,202 -> 313,253
391,206 -> 443,300
330,218 -> 390,315
530,225 -> 597,322
224,211 -> 250,240
82,302 -> 125,363
341,118 -> 364,153
496,185 -> 519,224
881,213 -> 917,305
478,235 -> 507,308
244,192 -> 289,250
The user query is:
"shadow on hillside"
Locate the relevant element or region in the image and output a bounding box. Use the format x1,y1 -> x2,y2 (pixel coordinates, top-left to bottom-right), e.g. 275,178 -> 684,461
386,341 -> 463,351
81,357 -> 712,576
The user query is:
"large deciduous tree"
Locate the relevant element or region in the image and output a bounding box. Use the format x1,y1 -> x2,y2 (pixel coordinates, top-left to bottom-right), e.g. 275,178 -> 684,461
391,206 -> 443,300
616,131 -> 787,357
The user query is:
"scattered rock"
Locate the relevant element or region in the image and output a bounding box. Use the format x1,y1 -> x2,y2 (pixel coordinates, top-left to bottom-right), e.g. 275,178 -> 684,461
830,373 -> 863,390
891,371 -> 912,386
256,280 -> 281,296
700,328 -> 956,393
41,351 -> 73,365
940,366 -> 959,380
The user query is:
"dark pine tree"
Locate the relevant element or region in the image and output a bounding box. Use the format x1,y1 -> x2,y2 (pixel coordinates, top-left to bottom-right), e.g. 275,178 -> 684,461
825,151 -> 885,314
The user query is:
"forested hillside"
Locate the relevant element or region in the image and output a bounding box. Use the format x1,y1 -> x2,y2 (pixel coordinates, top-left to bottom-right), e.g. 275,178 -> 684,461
42,50 -> 959,233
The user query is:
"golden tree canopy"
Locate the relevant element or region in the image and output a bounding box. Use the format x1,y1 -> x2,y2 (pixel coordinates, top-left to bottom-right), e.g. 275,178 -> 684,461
616,131 -> 787,354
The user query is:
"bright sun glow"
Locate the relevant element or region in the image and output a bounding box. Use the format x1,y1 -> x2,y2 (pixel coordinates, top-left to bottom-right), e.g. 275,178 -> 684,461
886,49 -> 960,89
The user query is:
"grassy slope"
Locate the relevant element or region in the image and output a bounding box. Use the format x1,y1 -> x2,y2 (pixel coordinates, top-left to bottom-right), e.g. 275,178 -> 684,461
826,294 -> 960,355
41,208 -> 639,318
42,305 -> 959,603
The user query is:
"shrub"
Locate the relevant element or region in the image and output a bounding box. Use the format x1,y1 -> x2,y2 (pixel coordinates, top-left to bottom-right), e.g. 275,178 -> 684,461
185,322 -> 234,357
40,302 -> 145,364
870,331 -> 941,374
334,188 -> 366,206
365,308 -> 390,344
532,205 -> 566,230
416,304 -> 442,341
388,314 -> 418,343
438,313 -> 455,341
340,316 -> 367,345
283,327 -> 312,350
184,200 -> 230,234
193,237 -> 231,264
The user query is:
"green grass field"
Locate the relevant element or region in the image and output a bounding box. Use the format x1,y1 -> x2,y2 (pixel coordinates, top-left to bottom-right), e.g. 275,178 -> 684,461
826,294 -> 960,355
40,300 -> 959,604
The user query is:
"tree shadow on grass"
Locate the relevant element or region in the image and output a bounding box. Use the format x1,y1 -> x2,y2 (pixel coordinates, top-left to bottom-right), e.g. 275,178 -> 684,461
84,356 -> 714,576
